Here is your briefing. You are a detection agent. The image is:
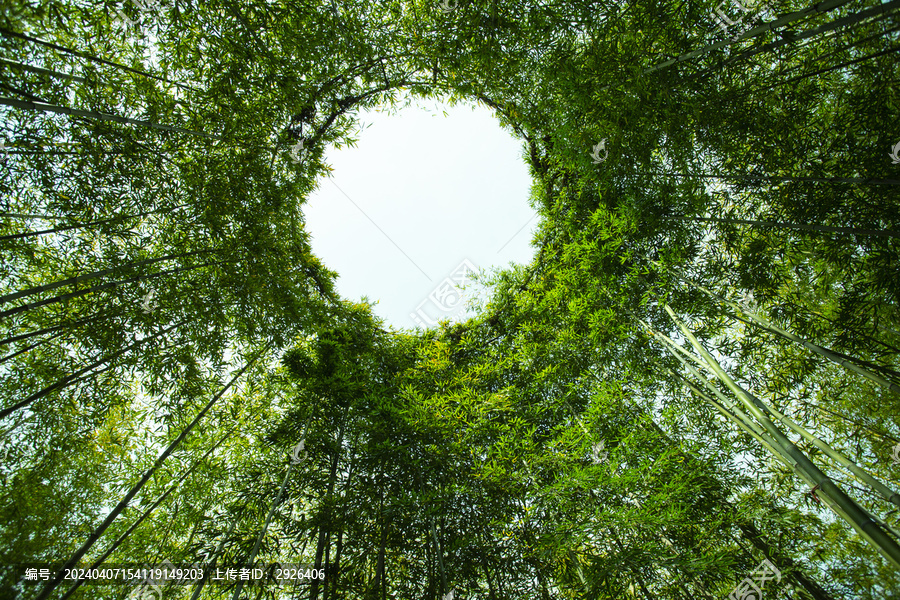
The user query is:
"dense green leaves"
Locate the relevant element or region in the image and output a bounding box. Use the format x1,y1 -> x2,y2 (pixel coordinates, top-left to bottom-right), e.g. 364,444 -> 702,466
2,0 -> 899,598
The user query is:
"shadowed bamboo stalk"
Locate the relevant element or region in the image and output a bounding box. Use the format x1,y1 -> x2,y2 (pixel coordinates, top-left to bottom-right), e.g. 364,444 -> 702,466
33,345 -> 271,600
664,304 -> 900,568
58,427 -> 237,600
0,308 -> 116,347
0,258 -> 232,320
666,266 -> 900,396
0,329 -> 66,364
599,0 -> 856,92
0,248 -> 212,306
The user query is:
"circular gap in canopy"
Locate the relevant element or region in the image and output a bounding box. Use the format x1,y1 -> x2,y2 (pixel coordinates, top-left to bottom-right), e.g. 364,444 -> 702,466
303,93 -> 538,330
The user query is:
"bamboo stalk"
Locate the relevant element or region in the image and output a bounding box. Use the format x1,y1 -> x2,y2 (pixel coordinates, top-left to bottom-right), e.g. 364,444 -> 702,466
644,296 -> 900,506
190,519 -> 238,600
640,317 -> 798,467
58,427 -> 236,600
0,27 -> 198,91
598,0 -> 855,92
718,0 -> 900,71
33,345 -> 270,600
664,304 -> 900,568
757,398 -> 900,508
0,328 -> 67,364
0,308 -> 114,347
668,268 -> 900,395
0,57 -> 88,83
660,172 -> 900,186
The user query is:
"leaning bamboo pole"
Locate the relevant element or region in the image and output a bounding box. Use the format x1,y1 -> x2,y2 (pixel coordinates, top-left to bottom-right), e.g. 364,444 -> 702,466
642,310 -> 900,508
34,346 -> 270,600
665,266 -> 900,396
663,305 -> 900,568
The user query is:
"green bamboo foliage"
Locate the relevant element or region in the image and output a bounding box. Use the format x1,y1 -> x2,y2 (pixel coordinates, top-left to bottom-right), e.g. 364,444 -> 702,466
666,265 -> 900,396
1,0 -> 899,596
663,304 -> 900,569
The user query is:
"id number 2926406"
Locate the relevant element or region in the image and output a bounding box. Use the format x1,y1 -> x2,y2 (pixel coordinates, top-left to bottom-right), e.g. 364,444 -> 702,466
274,567 -> 324,581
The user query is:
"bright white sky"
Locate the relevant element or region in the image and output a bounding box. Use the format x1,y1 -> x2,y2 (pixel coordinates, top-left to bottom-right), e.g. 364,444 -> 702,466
302,94 -> 539,331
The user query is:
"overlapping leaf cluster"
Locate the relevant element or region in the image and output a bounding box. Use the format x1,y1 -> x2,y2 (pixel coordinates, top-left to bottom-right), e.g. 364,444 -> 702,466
2,0 -> 899,598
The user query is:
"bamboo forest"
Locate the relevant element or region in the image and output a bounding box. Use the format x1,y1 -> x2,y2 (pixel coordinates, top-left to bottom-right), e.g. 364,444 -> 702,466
2,0 -> 900,598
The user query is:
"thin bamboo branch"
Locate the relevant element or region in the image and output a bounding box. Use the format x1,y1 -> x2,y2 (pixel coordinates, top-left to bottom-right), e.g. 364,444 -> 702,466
0,27 -> 198,92
659,172 -> 900,186
58,427 -> 237,600
663,214 -> 900,236
0,204 -> 188,242
0,96 -> 223,141
664,304 -> 900,568
0,248 -> 212,306
34,345 -> 270,600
